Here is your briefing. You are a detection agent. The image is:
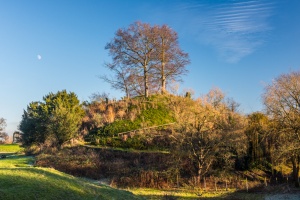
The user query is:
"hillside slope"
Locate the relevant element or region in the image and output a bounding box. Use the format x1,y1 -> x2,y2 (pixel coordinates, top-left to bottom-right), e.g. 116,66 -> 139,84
0,151 -> 142,200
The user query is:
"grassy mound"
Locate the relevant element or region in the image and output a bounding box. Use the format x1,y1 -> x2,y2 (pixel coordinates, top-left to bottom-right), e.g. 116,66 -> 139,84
86,95 -> 176,150
0,156 -> 142,200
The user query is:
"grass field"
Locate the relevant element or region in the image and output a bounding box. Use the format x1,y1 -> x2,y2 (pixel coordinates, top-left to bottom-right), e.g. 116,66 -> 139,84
0,144 -> 23,153
0,154 -> 142,200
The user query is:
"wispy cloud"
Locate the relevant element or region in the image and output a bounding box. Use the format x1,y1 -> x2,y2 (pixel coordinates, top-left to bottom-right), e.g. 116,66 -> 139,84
174,0 -> 274,63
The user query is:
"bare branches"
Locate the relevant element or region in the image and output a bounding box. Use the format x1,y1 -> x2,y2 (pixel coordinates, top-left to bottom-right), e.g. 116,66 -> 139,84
0,117 -> 6,132
263,70 -> 300,187
263,71 -> 300,139
104,22 -> 190,97
0,117 -> 8,144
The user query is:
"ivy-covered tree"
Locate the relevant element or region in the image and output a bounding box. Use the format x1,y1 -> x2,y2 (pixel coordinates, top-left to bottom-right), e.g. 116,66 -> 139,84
245,112 -> 274,169
19,90 -> 85,148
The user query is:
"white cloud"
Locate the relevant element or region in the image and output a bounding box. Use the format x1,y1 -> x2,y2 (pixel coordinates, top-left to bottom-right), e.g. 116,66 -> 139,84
174,0 -> 274,63
37,54 -> 42,60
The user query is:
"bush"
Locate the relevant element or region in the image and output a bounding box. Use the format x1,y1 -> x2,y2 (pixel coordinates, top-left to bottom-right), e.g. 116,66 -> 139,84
24,144 -> 41,155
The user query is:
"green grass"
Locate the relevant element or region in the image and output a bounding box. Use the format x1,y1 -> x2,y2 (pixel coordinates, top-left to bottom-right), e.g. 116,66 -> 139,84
129,188 -> 265,200
0,144 -> 23,153
0,155 -> 143,200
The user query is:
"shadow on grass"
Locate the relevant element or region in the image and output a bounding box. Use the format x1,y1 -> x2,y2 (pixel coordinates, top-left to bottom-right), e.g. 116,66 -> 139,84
0,155 -> 35,167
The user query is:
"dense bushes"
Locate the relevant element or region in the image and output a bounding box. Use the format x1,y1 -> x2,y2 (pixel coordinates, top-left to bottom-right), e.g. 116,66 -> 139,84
89,130 -> 173,151
36,146 -> 272,190
36,146 -> 174,187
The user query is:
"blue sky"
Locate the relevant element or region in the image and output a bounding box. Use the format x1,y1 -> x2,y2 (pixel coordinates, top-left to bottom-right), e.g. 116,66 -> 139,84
0,0 -> 300,136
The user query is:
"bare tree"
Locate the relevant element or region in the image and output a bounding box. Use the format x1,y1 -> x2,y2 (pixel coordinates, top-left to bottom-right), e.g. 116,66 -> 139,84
263,70 -> 300,187
0,132 -> 9,144
89,92 -> 110,102
0,117 -> 6,132
0,118 -> 8,144
153,25 -> 190,94
105,22 -> 156,98
100,62 -> 134,99
104,22 -> 189,97
168,89 -> 246,184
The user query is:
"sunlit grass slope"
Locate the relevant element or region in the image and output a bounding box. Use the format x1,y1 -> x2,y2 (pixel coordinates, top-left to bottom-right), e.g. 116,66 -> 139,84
0,144 -> 23,153
0,156 -> 142,200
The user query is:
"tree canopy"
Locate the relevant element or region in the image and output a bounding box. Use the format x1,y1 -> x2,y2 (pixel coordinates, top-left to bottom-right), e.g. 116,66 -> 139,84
263,70 -> 300,187
103,21 -> 190,98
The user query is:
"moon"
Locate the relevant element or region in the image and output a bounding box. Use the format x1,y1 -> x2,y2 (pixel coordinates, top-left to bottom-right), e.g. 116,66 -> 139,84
37,55 -> 42,60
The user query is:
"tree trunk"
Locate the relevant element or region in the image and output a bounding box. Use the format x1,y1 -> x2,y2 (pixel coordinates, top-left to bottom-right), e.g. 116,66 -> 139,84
197,163 -> 202,186
161,75 -> 166,94
291,154 -> 300,187
125,86 -> 130,99
144,65 -> 149,98
161,48 -> 166,94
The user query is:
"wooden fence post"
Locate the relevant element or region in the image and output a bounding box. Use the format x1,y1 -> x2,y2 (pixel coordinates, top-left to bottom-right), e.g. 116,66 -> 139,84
204,177 -> 206,191
215,178 -> 217,192
264,177 -> 267,187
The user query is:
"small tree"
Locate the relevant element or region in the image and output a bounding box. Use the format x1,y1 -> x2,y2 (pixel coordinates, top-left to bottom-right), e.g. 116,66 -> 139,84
100,62 -> 134,99
0,118 -> 9,144
105,22 -> 156,98
19,90 -> 85,148
0,132 -> 9,144
169,89 -> 246,184
245,112 -> 274,169
0,118 -> 8,143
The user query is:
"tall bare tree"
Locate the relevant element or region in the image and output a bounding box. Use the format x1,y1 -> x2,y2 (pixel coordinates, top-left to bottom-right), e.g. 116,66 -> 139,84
153,25 -> 190,94
105,22 -> 156,98
263,70 -> 300,187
